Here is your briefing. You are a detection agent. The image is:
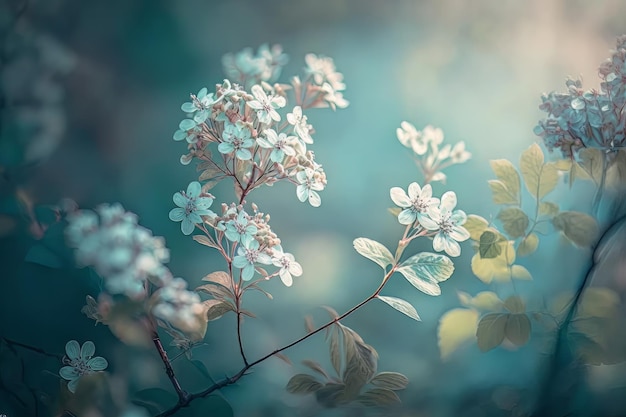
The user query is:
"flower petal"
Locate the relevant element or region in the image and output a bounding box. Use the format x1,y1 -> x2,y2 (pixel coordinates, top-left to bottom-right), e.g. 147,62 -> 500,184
280,269 -> 293,287
433,233 -> 446,252
407,182 -> 422,200
440,191 -> 457,211
450,209 -> 467,225
59,366 -> 79,380
87,357 -> 108,371
444,237 -> 461,257
181,218 -> 195,235
417,213 -> 439,230
187,181 -> 201,198
169,208 -> 185,222
390,187 -> 410,207
80,341 -> 95,360
67,377 -> 81,393
397,209 -> 416,225
449,225 -> 470,242
65,340 -> 80,360
242,264 -> 255,281
308,190 -> 322,207
232,255 -> 249,269
173,192 -> 187,208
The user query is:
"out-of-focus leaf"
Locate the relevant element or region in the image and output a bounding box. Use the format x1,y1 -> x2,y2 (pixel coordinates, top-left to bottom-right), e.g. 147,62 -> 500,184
205,301 -> 235,321
438,308 -> 479,360
357,388 -> 401,406
504,296 -> 525,314
286,374 -> 322,394
488,180 -> 518,205
315,383 -> 346,408
376,295 -> 420,321
478,230 -> 503,259
329,326 -> 341,376
517,233 -> 539,257
552,211 -> 599,248
520,143 -> 558,199
388,207 -> 401,217
490,159 -> 521,199
200,271 -> 232,290
511,265 -> 532,280
396,252 -> 454,296
504,314 -> 531,346
273,352 -> 291,365
25,244 -> 63,268
471,240 -> 516,283
538,202 -> 559,218
578,148 -> 604,185
606,149 -> 626,190
302,360 -> 330,379
464,214 -> 490,241
476,313 -> 508,352
340,325 -> 378,398
578,287 -> 620,318
497,208 -> 529,239
370,372 -> 409,390
458,291 -> 504,311
353,237 -> 394,269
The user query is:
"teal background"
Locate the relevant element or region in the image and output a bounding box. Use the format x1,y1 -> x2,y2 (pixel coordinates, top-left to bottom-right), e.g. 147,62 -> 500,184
1,1 -> 626,416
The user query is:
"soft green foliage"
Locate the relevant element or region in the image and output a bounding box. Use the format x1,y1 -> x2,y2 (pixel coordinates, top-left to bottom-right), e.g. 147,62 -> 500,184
395,252 -> 454,296
376,295 -> 421,321
352,237 -> 395,269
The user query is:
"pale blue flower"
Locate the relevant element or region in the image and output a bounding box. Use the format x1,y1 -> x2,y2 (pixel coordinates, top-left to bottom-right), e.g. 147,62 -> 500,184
169,181 -> 215,235
173,119 -> 201,144
419,191 -> 470,257
247,84 -> 285,124
296,168 -> 324,207
218,122 -> 254,160
232,239 -> 272,281
59,340 -> 108,393
181,87 -> 218,123
390,182 -> 439,227
256,129 -> 296,163
224,211 -> 257,245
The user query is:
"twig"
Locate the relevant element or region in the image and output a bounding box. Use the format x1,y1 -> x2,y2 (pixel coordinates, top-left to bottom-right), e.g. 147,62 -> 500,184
2,338 -> 62,360
154,264 -> 398,417
151,332 -> 189,405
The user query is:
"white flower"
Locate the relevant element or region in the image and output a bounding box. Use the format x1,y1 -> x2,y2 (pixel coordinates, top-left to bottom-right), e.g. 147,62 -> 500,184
450,141 -> 471,164
304,53 -> 346,91
321,83 -> 349,110
286,106 -> 313,144
390,182 -> 440,227
256,129 -> 296,163
419,191 -> 470,257
59,340 -> 108,393
296,168 -> 324,207
232,239 -> 272,281
272,247 -> 302,287
247,84 -> 286,124
396,121 -> 428,155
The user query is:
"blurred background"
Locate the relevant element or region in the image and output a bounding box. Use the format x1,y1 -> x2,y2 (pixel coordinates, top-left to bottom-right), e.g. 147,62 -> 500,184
1,0 -> 626,416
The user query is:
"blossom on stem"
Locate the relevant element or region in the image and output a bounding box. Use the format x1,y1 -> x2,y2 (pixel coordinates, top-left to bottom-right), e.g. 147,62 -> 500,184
247,84 -> 285,124
218,122 -> 254,160
272,246 -> 302,287
169,181 -> 215,235
232,239 -> 272,281
390,182 -> 439,227
256,128 -> 296,163
224,210 -> 257,246
419,191 -> 470,257
296,168 -> 324,207
59,340 -> 108,393
286,106 -> 313,144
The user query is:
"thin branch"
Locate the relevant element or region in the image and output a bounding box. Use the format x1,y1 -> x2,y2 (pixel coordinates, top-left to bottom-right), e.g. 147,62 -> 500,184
154,264 -> 397,417
151,332 -> 189,405
2,338 -> 63,360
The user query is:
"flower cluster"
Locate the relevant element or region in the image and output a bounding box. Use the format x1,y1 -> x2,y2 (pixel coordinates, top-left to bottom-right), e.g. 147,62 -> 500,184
396,122 -> 471,183
534,36 -> 626,157
59,340 -> 108,393
391,183 -> 470,257
66,203 -> 172,298
222,44 -> 289,88
173,46 -> 347,207
152,278 -> 205,333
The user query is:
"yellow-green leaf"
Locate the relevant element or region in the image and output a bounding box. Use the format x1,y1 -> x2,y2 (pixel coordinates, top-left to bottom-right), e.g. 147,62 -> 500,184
520,143 -> 558,199
503,295 -> 525,313
552,211 -> 599,248
488,180 -> 518,205
286,374 -> 323,394
517,233 -> 539,257
458,291 -> 504,311
370,372 -> 409,390
353,237 -> 394,269
438,308 -> 479,360
497,207 -> 529,239
377,295 -> 420,321
478,229 -> 502,258
490,159 -> 521,198
505,314 -> 531,346
471,241 -> 516,284
606,149 -> 626,190
553,159 -> 572,171
510,264 -> 532,280
476,313 -> 508,352
538,202 -> 559,217
464,214 -> 490,241
578,148 -> 604,185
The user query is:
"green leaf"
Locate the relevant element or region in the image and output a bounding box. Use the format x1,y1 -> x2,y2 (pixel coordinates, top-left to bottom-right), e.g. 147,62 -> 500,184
578,148 -> 604,185
517,233 -> 539,257
490,159 -> 521,198
463,214 -> 489,241
438,308 -> 479,360
396,252 -> 455,296
370,372 -> 409,390
476,313 -> 508,352
377,295 -> 420,321
478,230 -> 502,258
488,180 -> 519,205
510,265 -> 532,280
315,383 -> 346,407
552,211 -> 599,248
504,314 -> 531,346
286,374 -> 323,394
503,295 -> 525,313
353,237 -> 394,269
388,207 -> 401,217
357,388 -> 401,406
520,143 -> 558,199
206,301 -> 235,321
132,388 -> 178,414
497,208 -> 529,239
538,202 -> 559,218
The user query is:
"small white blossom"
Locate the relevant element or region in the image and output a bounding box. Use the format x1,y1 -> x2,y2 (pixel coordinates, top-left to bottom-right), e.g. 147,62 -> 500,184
272,247 -> 302,287
286,106 -> 313,144
247,84 -> 286,124
450,141 -> 472,163
153,278 -> 205,333
256,129 -> 296,163
296,168 -> 324,207
419,191 -> 470,257
59,340 -> 108,393
390,182 -> 439,227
